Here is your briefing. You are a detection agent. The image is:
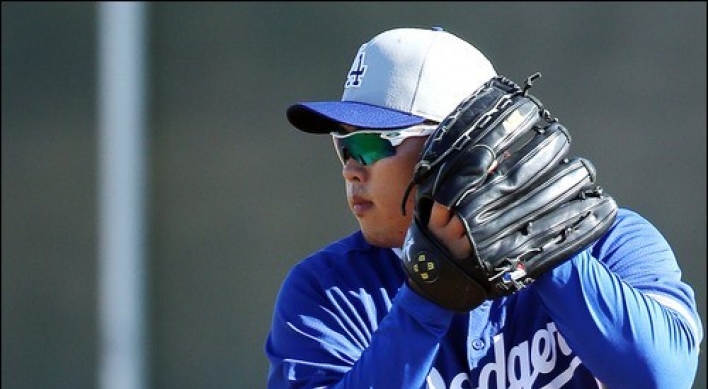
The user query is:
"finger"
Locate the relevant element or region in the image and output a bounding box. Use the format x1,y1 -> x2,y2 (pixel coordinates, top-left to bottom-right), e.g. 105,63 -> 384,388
428,202 -> 454,229
428,203 -> 471,259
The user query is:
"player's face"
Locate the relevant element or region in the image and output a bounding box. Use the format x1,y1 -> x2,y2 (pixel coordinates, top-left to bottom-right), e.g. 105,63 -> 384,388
339,128 -> 427,248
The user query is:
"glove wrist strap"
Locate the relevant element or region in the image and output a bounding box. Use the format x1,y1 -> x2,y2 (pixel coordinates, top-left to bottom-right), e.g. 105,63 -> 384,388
402,219 -> 487,312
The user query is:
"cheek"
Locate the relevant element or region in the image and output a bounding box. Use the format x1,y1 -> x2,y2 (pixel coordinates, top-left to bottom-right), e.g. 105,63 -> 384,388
371,167 -> 410,208
393,138 -> 426,182
373,144 -> 423,209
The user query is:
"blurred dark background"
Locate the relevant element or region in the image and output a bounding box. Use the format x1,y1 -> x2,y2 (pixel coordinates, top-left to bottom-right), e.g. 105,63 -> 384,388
2,2 -> 705,388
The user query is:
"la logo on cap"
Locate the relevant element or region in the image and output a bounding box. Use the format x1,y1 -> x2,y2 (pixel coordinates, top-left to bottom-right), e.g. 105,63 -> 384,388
345,46 -> 368,89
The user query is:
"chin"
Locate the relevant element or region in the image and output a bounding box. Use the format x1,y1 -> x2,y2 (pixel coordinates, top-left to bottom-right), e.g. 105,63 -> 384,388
360,228 -> 405,249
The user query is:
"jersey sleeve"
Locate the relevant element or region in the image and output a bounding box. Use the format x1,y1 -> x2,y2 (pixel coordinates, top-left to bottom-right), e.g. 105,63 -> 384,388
533,208 -> 703,389
265,258 -> 456,389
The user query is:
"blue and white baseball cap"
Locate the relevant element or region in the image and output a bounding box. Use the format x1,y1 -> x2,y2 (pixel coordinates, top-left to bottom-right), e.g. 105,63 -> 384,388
287,27 -> 497,133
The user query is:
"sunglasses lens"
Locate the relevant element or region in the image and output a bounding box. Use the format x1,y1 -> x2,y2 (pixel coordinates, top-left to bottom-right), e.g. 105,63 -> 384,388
334,133 -> 396,166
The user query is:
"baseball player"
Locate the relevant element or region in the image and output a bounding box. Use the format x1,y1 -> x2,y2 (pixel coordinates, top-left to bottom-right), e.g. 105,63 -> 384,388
265,27 -> 702,389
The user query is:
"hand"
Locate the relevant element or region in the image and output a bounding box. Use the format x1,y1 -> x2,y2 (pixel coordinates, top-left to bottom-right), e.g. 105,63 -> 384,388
400,74 -> 617,312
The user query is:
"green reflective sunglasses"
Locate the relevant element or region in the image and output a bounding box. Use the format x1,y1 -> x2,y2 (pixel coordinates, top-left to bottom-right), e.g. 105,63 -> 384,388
330,124 -> 437,166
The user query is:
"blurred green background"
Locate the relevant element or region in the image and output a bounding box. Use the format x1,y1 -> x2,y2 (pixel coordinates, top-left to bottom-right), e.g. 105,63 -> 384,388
2,2 -> 705,388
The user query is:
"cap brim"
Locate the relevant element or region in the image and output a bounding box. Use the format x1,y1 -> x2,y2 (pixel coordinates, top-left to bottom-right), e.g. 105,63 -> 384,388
286,101 -> 426,133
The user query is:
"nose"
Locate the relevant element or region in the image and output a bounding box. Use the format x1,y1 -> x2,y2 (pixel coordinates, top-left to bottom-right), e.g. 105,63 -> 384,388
342,158 -> 366,182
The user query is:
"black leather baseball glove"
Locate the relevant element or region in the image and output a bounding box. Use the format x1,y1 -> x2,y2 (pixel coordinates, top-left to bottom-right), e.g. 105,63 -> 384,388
401,74 -> 618,312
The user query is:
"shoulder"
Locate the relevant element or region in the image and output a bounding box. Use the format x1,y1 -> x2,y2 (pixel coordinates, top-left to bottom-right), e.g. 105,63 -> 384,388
592,207 -> 671,259
592,208 -> 704,344
610,207 -> 657,230
589,206 -> 688,293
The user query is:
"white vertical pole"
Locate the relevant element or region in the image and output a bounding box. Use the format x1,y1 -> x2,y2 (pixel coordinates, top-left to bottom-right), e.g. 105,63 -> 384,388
97,2 -> 148,389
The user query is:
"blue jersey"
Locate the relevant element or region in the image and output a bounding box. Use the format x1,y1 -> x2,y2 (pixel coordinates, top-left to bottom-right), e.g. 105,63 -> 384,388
265,208 -> 702,388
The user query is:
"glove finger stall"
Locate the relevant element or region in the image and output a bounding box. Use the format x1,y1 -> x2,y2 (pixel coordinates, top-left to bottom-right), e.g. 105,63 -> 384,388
454,122 -> 571,217
421,145 -> 494,209
464,156 -> 598,246
472,99 -> 542,158
481,194 -> 618,297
